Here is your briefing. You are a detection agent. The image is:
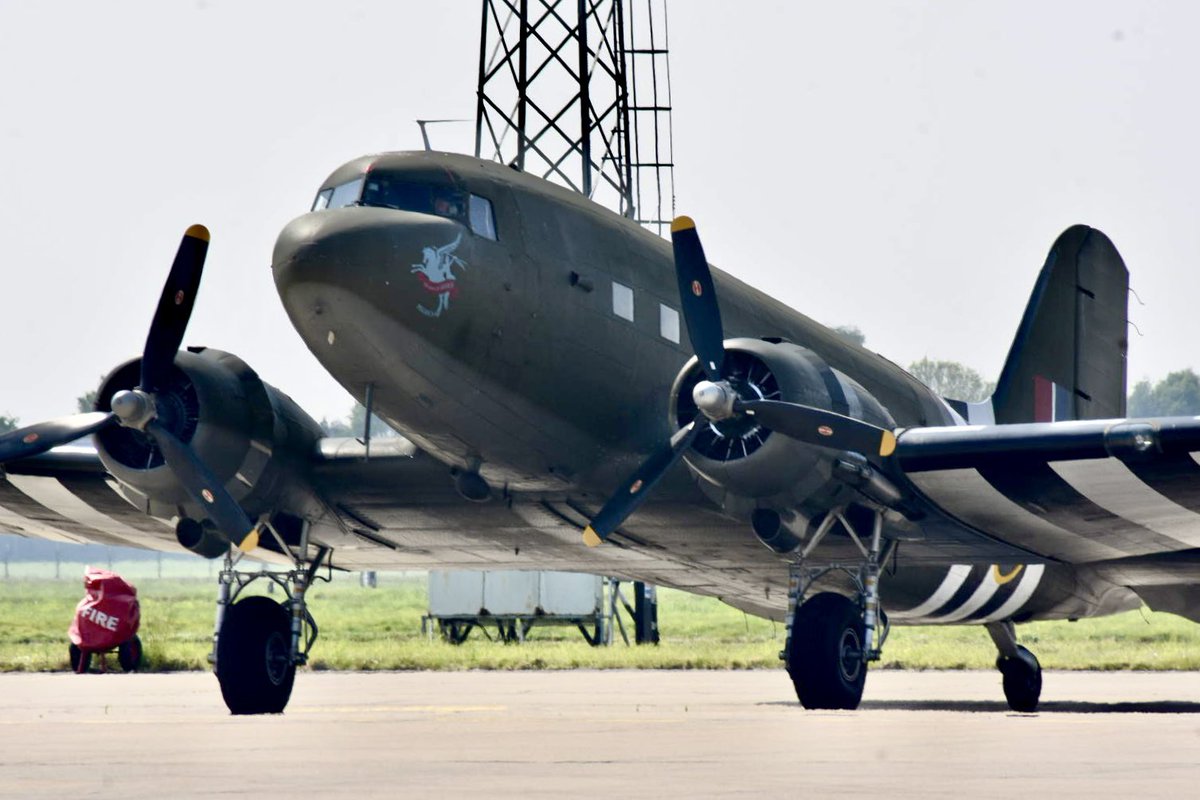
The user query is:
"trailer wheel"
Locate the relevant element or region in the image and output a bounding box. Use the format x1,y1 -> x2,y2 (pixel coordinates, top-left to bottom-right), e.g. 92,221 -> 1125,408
68,643 -> 91,674
118,634 -> 143,672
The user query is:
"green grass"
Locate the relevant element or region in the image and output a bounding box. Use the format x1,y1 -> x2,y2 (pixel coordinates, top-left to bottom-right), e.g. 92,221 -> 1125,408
3,570 -> 1200,672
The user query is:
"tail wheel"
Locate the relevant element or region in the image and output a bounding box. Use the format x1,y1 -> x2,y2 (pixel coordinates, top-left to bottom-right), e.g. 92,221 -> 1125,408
68,643 -> 92,674
118,634 -> 143,672
216,596 -> 295,715
998,644 -> 1042,712
787,592 -> 867,710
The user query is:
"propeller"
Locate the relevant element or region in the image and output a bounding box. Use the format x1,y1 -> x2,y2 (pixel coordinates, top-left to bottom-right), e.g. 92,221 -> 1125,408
0,225 -> 259,552
583,216 -> 898,547
583,423 -> 699,546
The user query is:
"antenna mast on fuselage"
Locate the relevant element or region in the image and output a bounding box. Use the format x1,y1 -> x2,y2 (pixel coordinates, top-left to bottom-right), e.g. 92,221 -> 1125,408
474,0 -> 676,236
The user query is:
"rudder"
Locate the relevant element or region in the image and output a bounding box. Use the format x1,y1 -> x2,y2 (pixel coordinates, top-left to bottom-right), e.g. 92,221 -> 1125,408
991,225 -> 1129,424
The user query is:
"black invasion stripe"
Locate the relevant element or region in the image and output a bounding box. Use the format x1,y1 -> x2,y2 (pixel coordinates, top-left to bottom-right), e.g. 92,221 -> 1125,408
978,459 -> 1181,557
0,478 -> 130,547
801,351 -> 850,416
963,573 -> 1026,621
57,475 -> 174,539
1124,455 -> 1200,512
927,564 -> 991,618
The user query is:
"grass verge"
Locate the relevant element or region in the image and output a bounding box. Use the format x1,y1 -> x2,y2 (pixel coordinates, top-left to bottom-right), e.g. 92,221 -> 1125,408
2,572 -> 1199,672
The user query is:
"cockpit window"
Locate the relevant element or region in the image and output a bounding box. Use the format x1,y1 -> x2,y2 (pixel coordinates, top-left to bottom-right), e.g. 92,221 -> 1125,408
469,194 -> 497,241
359,175 -> 499,240
327,178 -> 364,209
312,188 -> 333,211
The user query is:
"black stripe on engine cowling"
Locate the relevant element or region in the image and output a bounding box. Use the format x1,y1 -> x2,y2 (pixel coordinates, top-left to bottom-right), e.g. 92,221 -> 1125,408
799,350 -> 849,416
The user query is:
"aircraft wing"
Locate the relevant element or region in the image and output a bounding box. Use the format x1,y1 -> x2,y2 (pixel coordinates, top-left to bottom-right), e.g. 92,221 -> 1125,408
895,416 -> 1200,564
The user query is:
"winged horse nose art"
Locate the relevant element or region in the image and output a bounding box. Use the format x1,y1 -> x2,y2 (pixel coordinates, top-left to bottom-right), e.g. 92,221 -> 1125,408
412,233 -> 467,318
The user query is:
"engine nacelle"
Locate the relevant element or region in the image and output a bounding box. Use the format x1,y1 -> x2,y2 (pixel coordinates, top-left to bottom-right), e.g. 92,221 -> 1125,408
93,347 -> 324,529
670,337 -> 895,513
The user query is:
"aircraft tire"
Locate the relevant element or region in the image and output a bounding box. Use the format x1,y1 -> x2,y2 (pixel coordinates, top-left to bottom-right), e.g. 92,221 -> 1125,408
998,644 -> 1041,712
216,596 -> 295,715
118,634 -> 143,672
787,592 -> 866,710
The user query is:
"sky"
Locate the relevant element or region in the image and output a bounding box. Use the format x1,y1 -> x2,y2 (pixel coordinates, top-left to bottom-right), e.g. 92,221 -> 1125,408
1,0 -> 1198,426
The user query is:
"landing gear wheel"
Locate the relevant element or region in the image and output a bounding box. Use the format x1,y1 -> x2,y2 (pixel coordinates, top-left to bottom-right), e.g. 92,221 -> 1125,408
118,634 -> 143,672
998,644 -> 1041,712
787,592 -> 866,710
216,596 -> 295,715
68,643 -> 91,674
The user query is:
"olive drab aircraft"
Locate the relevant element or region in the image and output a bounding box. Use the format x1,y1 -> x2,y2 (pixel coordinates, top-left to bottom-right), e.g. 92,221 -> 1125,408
4,150 -> 1200,714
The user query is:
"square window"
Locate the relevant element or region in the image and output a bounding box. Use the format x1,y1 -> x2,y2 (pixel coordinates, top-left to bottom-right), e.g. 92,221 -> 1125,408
612,281 -> 634,321
660,304 -> 680,343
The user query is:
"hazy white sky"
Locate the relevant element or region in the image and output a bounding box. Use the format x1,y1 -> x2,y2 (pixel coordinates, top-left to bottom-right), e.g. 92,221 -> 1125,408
1,0 -> 1197,426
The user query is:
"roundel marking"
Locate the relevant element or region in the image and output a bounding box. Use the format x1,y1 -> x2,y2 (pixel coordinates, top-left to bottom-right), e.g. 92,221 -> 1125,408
817,425 -> 834,437
174,290 -> 186,306
23,433 -> 39,444
691,280 -> 703,297
201,488 -> 215,504
992,564 -> 1025,585
629,479 -> 644,495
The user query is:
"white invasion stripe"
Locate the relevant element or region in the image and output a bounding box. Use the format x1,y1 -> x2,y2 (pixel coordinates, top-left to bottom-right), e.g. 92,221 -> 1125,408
5,474 -> 174,552
927,570 -> 1003,623
1050,458 -> 1200,548
888,564 -> 972,620
908,469 -> 1125,561
978,565 -> 1046,623
0,495 -> 85,543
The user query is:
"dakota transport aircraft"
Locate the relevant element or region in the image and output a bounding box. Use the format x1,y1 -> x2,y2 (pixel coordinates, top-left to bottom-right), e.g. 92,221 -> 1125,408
4,151 -> 1200,714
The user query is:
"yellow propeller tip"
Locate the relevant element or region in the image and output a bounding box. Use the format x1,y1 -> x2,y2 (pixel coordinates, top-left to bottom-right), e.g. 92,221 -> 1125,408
880,430 -> 897,458
237,528 -> 259,553
670,215 -> 696,233
582,527 -> 602,547
185,224 -> 211,242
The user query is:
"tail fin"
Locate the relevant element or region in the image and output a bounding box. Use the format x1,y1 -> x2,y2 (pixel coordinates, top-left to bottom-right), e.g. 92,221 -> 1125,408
991,225 -> 1128,424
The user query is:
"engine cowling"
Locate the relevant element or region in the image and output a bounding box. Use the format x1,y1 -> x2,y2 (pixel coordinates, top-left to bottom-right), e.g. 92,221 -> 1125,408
671,337 -> 895,514
93,347 -> 324,531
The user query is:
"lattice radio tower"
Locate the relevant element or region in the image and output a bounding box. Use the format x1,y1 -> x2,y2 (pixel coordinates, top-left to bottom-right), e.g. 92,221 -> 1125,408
474,0 -> 675,235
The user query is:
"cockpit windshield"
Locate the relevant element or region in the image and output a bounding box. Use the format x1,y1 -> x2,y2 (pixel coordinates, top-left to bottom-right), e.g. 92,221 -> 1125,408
311,172 -> 498,240
312,178 -> 364,211
361,176 -> 466,220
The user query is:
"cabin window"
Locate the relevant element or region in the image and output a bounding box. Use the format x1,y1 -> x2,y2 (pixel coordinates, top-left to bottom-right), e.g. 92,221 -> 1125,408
469,194 -> 497,240
612,281 -> 634,322
326,178 -> 364,209
312,188 -> 333,211
660,304 -> 680,343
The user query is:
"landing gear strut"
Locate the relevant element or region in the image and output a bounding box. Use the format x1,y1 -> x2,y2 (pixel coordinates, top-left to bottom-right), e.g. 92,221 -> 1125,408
783,507 -> 894,710
210,523 -> 330,715
987,620 -> 1042,712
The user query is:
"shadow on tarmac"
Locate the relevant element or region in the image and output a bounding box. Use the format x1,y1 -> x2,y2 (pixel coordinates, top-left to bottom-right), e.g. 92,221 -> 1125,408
760,700 -> 1200,714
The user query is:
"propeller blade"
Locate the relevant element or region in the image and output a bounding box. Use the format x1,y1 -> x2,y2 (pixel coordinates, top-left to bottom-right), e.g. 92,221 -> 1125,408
736,399 -> 897,459
146,420 -> 259,551
583,423 -> 700,547
671,216 -> 726,382
0,412 -> 116,464
140,225 -> 210,393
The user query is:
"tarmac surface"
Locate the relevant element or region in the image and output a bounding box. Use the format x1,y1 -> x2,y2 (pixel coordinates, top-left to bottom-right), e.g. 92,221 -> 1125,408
2,669 -> 1199,798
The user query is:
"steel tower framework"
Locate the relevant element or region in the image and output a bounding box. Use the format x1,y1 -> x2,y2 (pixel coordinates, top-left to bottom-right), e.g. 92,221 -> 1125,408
474,0 -> 675,234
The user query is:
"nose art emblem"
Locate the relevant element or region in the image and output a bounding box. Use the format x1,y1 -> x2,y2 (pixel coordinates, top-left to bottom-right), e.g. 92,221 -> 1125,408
412,233 -> 468,318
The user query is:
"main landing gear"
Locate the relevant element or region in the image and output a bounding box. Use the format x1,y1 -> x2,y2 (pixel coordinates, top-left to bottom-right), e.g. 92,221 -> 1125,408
783,507 -> 894,710
987,620 -> 1042,712
210,524 -> 330,715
